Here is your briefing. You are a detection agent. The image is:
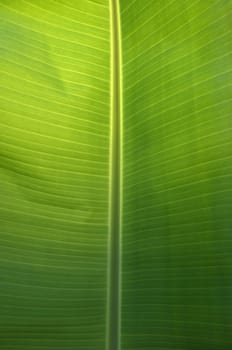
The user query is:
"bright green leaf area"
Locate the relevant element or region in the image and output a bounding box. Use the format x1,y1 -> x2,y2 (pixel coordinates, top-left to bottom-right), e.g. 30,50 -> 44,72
0,1 -> 231,350
0,1 -> 110,349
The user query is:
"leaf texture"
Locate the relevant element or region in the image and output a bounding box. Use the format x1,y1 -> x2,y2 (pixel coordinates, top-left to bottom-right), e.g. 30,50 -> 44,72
120,1 -> 232,349
0,1 -> 110,349
0,1 -> 232,350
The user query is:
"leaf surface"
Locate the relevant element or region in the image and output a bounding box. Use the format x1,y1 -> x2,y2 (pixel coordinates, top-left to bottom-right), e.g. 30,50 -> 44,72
120,1 -> 232,349
0,1 -> 232,350
0,1 -> 110,349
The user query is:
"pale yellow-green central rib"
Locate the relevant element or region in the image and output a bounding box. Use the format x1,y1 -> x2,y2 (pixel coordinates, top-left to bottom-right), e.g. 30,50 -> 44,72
107,0 -> 123,349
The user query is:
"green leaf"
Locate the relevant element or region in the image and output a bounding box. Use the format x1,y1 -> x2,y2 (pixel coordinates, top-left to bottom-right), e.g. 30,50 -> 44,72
120,1 -> 232,350
0,1 -> 110,349
0,1 -> 231,350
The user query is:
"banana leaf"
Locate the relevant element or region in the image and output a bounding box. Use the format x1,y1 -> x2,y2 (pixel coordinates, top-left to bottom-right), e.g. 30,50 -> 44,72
0,1 -> 231,349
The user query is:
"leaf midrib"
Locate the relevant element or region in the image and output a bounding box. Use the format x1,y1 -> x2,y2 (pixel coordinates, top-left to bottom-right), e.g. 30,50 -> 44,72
107,0 -> 123,350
